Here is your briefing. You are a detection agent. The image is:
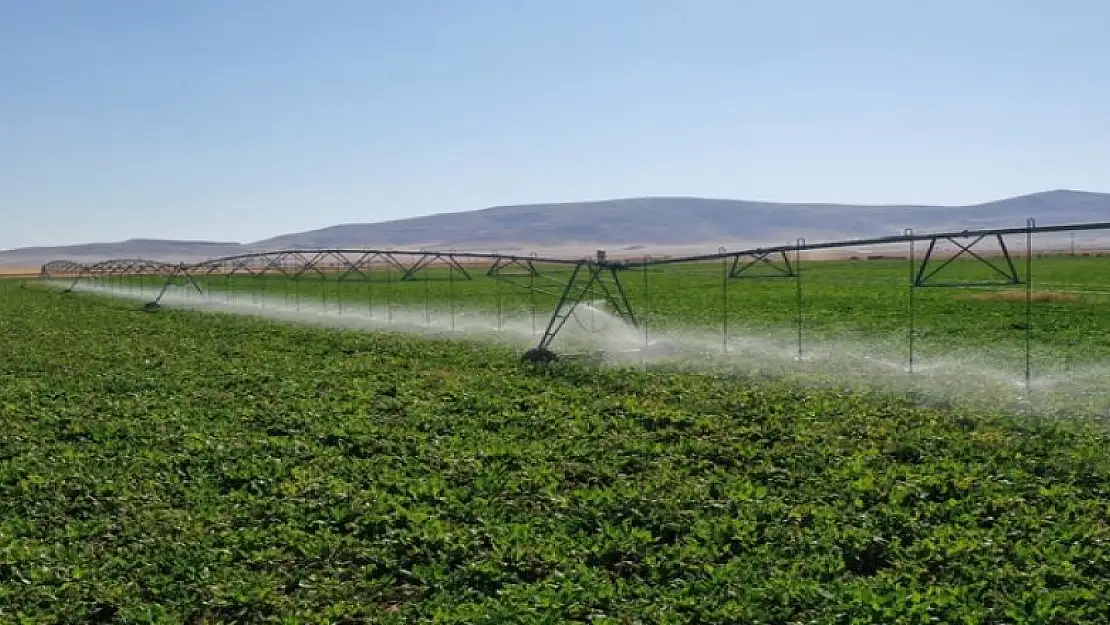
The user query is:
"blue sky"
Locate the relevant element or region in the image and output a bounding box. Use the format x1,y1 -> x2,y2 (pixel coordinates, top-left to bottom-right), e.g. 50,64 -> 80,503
2,1 -> 1108,249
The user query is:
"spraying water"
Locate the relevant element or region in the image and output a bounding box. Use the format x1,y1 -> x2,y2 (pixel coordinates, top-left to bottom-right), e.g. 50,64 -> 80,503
51,280 -> 1110,419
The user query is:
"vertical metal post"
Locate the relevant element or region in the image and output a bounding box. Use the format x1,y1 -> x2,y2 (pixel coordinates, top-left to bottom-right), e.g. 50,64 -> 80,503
294,268 -> 301,312
642,255 -> 650,351
721,248 -> 729,354
1025,218 -> 1035,393
424,270 -> 431,327
366,261 -> 373,321
284,263 -> 291,311
449,257 -> 456,332
907,229 -> 915,374
386,262 -> 393,324
281,262 -> 288,310
337,269 -> 344,316
496,256 -> 504,332
529,255 -> 538,335
285,262 -> 292,310
795,238 -> 804,361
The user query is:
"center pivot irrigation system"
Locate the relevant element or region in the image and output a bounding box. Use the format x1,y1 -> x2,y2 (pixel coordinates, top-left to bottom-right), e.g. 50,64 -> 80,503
40,219 -> 1110,366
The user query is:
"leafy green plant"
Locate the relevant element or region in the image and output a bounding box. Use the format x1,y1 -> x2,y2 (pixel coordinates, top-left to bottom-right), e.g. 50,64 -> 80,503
4,264 -> 1110,622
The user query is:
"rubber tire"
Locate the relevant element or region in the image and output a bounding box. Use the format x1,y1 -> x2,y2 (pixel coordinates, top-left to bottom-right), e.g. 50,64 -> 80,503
522,347 -> 558,364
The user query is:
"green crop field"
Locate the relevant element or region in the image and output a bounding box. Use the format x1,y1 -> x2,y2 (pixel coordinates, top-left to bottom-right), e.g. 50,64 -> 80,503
6,255 -> 1110,623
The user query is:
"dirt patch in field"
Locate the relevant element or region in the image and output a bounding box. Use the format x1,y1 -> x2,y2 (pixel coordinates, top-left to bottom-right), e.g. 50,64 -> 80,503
962,290 -> 1080,303
0,267 -> 39,278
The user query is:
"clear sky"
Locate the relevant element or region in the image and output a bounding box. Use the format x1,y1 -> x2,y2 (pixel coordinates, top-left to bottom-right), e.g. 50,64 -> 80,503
2,1 -> 1108,249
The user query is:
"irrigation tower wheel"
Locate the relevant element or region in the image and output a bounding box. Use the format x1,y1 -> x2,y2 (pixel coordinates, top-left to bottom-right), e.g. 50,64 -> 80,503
522,347 -> 558,364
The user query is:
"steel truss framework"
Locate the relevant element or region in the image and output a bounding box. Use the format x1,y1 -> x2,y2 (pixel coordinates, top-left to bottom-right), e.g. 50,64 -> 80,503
185,250 -> 495,282
729,249 -> 797,279
487,256 -> 541,278
531,259 -> 638,359
912,233 -> 1020,287
39,220 -> 1110,361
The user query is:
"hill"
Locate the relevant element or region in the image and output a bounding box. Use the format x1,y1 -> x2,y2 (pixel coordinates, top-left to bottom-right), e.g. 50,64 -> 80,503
0,239 -> 247,268
2,189 -> 1108,267
250,189 -> 1110,252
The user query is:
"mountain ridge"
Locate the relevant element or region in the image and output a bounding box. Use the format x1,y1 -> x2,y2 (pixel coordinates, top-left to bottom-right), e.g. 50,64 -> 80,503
3,189 -> 1109,266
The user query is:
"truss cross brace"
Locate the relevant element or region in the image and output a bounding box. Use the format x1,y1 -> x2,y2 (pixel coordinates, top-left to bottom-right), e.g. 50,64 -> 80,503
914,233 -> 1022,287
151,265 -> 205,305
487,257 -> 540,278
398,253 -> 473,281
257,253 -> 296,280
290,252 -> 329,280
335,252 -> 376,282
729,250 -> 796,278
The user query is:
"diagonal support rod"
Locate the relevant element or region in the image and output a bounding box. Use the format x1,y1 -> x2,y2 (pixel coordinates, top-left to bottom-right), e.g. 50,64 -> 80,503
729,249 -> 796,278
534,258 -> 637,352
488,257 -> 540,277
398,253 -> 474,281
335,252 -> 376,282
150,264 -> 205,305
914,233 -> 1022,286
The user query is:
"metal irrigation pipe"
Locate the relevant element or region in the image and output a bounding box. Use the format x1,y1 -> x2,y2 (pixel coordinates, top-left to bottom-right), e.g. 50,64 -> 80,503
907,229 -> 916,375
449,256 -> 456,333
424,271 -> 431,327
294,268 -> 301,312
619,220 -> 1110,269
642,255 -> 651,351
795,238 -> 805,361
1025,217 -> 1035,393
529,255 -> 538,336
336,269 -> 343,316
386,262 -> 394,324
496,254 -> 504,333
366,264 -> 373,321
721,249 -> 729,355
